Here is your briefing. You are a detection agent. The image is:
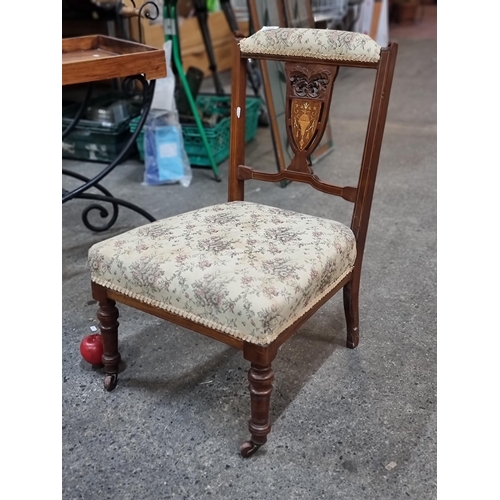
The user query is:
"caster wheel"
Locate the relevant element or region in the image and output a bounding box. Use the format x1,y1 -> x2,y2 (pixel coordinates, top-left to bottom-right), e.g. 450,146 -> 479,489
104,374 -> 118,392
240,440 -> 260,458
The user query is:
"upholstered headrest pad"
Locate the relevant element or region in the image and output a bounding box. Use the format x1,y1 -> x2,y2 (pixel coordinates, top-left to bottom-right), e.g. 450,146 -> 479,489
239,27 -> 381,63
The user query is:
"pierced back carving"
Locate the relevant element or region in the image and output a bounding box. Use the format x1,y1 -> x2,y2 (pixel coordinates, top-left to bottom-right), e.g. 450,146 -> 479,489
285,63 -> 338,174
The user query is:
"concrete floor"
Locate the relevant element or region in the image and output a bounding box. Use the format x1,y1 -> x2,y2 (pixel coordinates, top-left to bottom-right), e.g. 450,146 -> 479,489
62,13 -> 436,500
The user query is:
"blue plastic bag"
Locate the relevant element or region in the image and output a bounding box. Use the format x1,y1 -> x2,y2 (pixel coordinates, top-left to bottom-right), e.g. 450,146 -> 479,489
143,110 -> 192,187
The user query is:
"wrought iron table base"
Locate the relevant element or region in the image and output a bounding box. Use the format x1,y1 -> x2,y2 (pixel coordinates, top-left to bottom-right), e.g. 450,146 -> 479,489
62,74 -> 157,232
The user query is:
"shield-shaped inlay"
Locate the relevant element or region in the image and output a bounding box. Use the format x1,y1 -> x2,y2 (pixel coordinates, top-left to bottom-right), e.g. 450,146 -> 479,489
291,99 -> 321,151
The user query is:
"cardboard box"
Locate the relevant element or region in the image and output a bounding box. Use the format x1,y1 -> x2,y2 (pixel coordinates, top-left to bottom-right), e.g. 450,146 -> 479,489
178,11 -> 249,75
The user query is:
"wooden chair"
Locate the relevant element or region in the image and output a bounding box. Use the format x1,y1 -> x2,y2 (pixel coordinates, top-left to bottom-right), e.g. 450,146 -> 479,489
88,27 -> 398,457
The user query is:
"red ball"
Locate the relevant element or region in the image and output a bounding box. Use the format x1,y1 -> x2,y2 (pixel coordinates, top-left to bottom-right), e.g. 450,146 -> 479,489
80,334 -> 104,366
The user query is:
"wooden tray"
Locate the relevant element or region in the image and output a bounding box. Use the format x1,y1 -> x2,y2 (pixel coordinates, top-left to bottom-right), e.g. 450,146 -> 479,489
62,35 -> 166,86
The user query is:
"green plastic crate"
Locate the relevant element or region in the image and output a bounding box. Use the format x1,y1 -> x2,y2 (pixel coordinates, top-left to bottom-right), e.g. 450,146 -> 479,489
62,125 -> 135,163
63,94 -> 140,163
130,95 -> 261,166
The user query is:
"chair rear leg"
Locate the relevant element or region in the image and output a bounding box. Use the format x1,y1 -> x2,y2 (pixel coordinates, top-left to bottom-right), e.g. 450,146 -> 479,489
97,297 -> 121,391
240,363 -> 274,458
343,280 -> 360,349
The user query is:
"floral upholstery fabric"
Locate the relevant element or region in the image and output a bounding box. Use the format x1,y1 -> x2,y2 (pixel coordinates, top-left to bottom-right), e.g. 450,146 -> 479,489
89,202 -> 356,346
239,27 -> 381,63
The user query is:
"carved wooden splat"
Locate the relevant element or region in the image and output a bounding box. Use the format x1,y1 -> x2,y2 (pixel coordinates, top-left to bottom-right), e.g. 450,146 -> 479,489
285,63 -> 339,174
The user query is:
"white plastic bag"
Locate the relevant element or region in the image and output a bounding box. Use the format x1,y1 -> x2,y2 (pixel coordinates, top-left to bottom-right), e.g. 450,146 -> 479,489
151,40 -> 176,112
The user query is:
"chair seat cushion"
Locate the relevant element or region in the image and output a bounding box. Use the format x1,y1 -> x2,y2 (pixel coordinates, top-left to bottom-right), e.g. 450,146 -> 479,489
89,202 -> 356,345
239,27 -> 381,63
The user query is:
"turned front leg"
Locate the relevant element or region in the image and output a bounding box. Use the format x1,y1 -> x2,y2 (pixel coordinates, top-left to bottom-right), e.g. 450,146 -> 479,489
97,298 -> 121,391
240,363 -> 274,458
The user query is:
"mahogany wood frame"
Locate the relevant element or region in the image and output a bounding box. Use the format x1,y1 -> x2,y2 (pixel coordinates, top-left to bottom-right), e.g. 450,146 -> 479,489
91,35 -> 398,458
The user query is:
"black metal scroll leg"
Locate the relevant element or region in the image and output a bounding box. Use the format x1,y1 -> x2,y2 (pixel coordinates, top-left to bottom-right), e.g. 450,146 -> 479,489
62,75 -> 157,231
62,84 -> 93,140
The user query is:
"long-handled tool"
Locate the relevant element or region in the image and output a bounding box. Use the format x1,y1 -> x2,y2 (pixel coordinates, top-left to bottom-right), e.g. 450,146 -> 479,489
164,0 -> 221,181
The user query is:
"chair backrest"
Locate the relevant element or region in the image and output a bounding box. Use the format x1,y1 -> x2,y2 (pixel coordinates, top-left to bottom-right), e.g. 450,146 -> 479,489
229,27 -> 398,276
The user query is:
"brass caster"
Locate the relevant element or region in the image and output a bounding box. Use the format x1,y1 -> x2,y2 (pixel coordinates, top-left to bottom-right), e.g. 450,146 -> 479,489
104,373 -> 118,391
240,440 -> 260,458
